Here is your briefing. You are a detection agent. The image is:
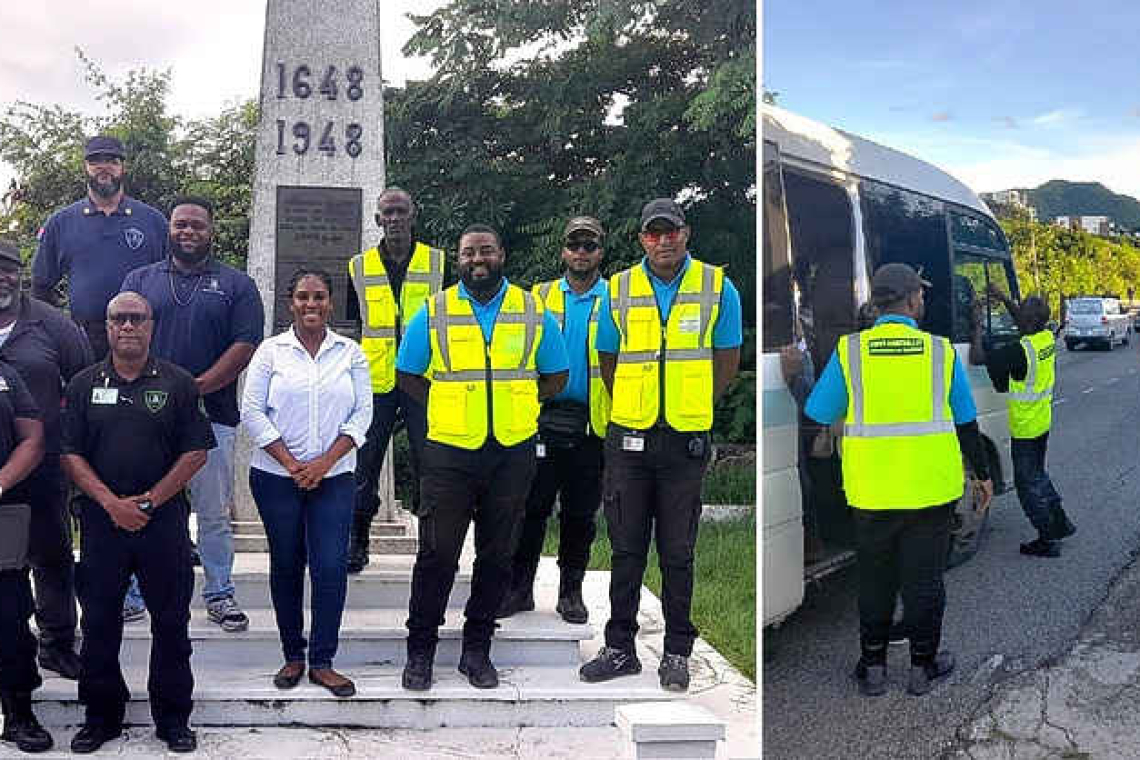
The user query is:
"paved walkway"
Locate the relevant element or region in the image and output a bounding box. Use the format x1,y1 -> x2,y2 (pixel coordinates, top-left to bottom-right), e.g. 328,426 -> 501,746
24,562 -> 757,758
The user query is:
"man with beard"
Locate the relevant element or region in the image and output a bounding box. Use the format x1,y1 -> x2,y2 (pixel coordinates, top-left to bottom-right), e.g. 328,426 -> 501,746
32,136 -> 167,359
0,241 -> 93,683
395,224 -> 568,691
804,263 -> 993,697
121,197 -> 263,633
346,188 -> 444,573
62,292 -> 214,754
498,216 -> 611,624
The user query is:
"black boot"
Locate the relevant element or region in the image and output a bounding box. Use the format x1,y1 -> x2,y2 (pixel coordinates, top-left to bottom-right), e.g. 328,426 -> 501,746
555,569 -> 588,624
1,693 -> 53,753
496,569 -> 536,619
346,513 -> 371,574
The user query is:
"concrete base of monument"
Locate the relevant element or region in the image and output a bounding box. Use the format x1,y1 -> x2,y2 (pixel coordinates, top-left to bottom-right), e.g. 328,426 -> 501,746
28,559 -> 757,756
232,519 -> 419,554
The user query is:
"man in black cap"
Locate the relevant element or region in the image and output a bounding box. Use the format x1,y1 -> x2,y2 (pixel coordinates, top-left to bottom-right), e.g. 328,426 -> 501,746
0,241 -> 92,683
804,262 -> 993,697
498,216 -> 611,624
580,198 -> 743,692
32,135 -> 167,359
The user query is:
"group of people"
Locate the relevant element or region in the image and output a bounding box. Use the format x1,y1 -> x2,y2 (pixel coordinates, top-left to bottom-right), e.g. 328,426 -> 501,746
791,261 -> 1072,699
0,135 -> 743,754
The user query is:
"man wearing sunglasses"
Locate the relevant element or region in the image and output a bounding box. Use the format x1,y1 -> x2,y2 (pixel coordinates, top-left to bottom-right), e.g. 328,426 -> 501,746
61,293 -> 214,754
498,216 -> 611,625
32,136 -> 167,359
580,198 -> 742,692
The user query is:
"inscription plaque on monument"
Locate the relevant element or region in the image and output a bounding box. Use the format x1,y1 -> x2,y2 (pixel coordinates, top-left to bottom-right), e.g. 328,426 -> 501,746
273,185 -> 362,334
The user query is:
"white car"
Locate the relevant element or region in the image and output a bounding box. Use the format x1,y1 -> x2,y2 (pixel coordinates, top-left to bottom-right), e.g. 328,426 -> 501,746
1064,297 -> 1131,350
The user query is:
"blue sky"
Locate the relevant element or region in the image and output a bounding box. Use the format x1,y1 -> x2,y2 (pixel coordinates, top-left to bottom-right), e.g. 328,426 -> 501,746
764,1 -> 1140,199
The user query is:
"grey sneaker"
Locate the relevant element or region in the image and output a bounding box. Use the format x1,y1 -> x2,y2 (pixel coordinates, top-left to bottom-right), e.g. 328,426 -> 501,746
206,596 -> 249,633
579,646 -> 642,683
122,603 -> 146,623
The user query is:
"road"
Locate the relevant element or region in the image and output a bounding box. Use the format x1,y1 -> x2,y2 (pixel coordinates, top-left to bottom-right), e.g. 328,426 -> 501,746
762,336 -> 1140,759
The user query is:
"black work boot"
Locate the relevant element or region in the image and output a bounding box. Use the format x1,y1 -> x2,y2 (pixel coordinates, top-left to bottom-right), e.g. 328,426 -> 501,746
402,644 -> 435,691
1,693 -> 53,753
555,569 -> 588,624
496,570 -> 536,619
458,647 -> 499,689
907,651 -> 956,696
37,644 -> 80,681
346,513 -> 372,574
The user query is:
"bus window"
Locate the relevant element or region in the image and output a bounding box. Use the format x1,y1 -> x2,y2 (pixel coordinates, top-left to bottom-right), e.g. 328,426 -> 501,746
860,180 -> 951,338
952,254 -> 1019,343
783,170 -> 855,371
762,141 -> 794,352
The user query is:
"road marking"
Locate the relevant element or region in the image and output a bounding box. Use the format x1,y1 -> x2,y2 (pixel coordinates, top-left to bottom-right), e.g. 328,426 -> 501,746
1083,387 -> 1095,394
1053,398 -> 1066,405
1107,377 -> 1120,384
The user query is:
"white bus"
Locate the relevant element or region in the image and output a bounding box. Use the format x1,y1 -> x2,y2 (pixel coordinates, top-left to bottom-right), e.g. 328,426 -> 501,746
762,104 -> 1018,628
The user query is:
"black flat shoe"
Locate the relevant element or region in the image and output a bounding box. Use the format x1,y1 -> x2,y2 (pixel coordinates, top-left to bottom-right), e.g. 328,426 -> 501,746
37,646 -> 81,681
70,724 -> 122,754
156,725 -> 197,753
273,661 -> 305,689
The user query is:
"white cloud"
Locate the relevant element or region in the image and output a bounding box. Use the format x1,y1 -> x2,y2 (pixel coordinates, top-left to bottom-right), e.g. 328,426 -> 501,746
947,138 -> 1140,200
1031,108 -> 1081,126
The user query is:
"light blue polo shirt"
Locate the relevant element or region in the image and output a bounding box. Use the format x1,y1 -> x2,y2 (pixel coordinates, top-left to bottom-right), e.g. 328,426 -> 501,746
548,277 -> 608,405
396,279 -> 569,375
595,254 -> 743,352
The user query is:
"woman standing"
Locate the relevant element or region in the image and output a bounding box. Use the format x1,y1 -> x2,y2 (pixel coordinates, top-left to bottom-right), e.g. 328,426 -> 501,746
241,268 -> 372,697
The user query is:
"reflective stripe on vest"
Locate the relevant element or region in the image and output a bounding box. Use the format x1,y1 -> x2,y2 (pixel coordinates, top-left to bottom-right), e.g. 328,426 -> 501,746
609,260 -> 722,431
425,285 -> 544,449
349,242 -> 444,393
534,278 -> 611,437
1008,330 -> 1055,438
837,324 -> 965,510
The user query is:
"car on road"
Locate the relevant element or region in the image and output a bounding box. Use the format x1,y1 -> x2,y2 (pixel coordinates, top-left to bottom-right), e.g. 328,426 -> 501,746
1064,297 -> 1130,350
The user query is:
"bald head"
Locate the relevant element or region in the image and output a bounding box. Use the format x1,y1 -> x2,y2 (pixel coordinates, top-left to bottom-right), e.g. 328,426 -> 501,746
106,291 -> 153,361
107,291 -> 152,319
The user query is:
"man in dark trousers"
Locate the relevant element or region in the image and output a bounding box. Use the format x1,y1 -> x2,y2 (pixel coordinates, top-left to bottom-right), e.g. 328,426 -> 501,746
396,224 -> 568,691
805,263 -> 993,697
0,241 -> 92,682
32,136 -> 167,359
970,286 -> 1074,557
61,292 -> 214,754
498,216 -> 611,624
346,188 -> 444,572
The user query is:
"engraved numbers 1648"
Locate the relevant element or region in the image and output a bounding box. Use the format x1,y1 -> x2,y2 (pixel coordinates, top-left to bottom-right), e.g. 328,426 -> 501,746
276,121 -> 364,158
276,63 -> 364,102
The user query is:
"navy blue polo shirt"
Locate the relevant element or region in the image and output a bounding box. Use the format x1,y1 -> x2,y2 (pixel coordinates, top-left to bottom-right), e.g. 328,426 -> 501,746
122,258 -> 264,427
33,196 -> 167,322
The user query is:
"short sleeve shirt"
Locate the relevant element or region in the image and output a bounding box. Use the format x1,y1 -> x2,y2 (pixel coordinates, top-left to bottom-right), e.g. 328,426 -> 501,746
61,358 -> 216,497
33,196 -> 168,321
121,258 -> 264,426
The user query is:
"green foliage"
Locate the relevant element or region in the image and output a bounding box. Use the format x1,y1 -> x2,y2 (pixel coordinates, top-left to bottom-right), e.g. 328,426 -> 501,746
701,460 -> 755,505
1028,180 -> 1140,232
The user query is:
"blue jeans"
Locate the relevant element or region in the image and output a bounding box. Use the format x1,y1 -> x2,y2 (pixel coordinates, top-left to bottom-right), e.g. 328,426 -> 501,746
189,423 -> 236,602
249,469 -> 354,669
1011,433 -> 1064,539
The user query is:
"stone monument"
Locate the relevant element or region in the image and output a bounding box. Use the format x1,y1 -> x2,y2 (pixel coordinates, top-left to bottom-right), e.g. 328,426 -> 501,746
234,0 -> 409,549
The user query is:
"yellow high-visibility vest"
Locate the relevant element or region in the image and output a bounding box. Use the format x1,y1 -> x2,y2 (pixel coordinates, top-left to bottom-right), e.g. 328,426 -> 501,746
348,241 -> 445,393
1008,329 -> 1055,439
837,322 -> 965,509
425,284 -> 545,449
534,279 -> 611,437
608,260 -> 722,431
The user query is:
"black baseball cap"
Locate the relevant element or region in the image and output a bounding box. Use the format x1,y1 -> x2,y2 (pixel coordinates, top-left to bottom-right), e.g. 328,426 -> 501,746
640,198 -> 686,231
0,241 -> 20,266
84,135 -> 125,160
871,263 -> 932,304
563,216 -> 605,240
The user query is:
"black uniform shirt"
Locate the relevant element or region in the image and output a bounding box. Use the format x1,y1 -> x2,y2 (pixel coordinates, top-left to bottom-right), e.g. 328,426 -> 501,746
983,340 -> 1028,393
0,296 -> 93,454
61,357 -> 215,497
0,361 -> 41,504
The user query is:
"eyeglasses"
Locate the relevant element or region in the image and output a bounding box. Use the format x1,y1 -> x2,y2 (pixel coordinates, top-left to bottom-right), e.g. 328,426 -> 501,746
641,229 -> 683,243
107,313 -> 150,326
565,241 -> 600,253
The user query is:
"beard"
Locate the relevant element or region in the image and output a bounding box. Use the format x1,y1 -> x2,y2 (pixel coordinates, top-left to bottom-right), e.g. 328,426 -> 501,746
88,174 -> 122,198
460,266 -> 503,296
170,236 -> 212,266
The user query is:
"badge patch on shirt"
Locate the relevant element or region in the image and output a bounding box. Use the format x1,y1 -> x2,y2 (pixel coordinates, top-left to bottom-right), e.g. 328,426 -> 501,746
123,227 -> 145,250
0,376 -> 9,392
92,388 -> 119,405
678,316 -> 701,334
202,276 -> 225,295
144,390 -> 168,412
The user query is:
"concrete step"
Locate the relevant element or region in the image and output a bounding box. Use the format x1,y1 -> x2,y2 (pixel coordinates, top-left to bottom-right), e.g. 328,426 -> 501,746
231,520 -> 412,538
34,661 -> 679,728
188,554 -> 471,610
117,607 -> 589,669
232,534 -> 419,553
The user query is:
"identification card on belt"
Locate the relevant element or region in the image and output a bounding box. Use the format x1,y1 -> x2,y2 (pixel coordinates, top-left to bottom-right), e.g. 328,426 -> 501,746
91,388 -> 119,405
536,442 -> 546,459
621,433 -> 645,452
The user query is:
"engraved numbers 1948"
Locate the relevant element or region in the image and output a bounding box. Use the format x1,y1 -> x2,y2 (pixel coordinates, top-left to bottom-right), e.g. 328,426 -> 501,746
276,121 -> 363,157
276,63 -> 364,101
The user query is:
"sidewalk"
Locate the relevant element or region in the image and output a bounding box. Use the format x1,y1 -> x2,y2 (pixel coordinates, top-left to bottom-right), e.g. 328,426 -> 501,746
952,551 -> 1140,759
25,560 -> 757,758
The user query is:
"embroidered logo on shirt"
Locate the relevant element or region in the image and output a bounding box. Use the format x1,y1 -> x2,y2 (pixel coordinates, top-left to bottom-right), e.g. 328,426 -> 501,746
123,227 -> 145,250
0,376 -> 9,392
144,390 -> 168,412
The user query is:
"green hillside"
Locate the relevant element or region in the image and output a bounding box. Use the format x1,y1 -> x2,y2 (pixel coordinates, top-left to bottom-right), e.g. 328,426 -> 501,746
1027,180 -> 1140,230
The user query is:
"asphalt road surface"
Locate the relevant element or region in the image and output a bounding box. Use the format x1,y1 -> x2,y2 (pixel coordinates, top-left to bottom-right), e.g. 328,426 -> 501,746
763,336 -> 1140,759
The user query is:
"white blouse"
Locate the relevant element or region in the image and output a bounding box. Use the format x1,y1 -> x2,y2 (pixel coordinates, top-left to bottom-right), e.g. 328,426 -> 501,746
241,327 -> 373,478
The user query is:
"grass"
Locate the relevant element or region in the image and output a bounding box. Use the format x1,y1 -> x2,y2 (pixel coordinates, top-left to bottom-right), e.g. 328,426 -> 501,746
542,510 -> 756,681
700,460 -> 756,505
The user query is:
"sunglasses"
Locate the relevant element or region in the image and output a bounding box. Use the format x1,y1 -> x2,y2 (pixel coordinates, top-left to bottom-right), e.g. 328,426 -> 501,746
565,241 -> 601,253
107,313 -> 150,326
641,229 -> 683,243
